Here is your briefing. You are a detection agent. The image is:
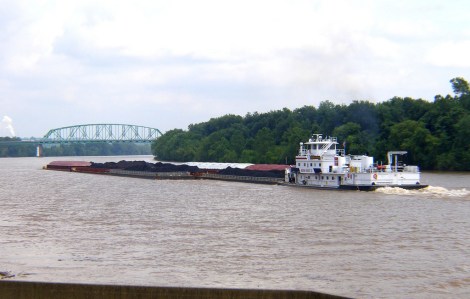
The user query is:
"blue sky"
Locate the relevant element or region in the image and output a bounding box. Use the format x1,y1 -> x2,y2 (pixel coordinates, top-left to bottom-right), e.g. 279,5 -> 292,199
1,0 -> 469,137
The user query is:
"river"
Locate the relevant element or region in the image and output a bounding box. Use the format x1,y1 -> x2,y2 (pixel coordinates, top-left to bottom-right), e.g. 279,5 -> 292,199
0,156 -> 469,298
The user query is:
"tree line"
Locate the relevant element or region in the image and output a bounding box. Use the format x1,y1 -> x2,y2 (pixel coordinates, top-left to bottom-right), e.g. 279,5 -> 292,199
152,78 -> 470,171
0,139 -> 151,157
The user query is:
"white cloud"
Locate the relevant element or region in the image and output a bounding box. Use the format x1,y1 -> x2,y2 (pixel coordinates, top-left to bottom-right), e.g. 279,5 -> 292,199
1,0 -> 469,136
426,41 -> 470,68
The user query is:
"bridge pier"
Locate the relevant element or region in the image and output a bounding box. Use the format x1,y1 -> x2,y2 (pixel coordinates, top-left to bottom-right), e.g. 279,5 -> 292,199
36,144 -> 43,157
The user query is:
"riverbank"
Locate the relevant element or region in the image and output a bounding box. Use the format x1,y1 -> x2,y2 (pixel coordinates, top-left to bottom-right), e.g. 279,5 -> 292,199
0,281 -> 350,299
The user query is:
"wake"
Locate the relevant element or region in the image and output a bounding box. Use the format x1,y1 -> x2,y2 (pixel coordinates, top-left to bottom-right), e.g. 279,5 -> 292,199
375,186 -> 470,198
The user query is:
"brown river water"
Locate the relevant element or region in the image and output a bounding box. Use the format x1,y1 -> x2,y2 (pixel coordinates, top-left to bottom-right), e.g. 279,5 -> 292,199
0,156 -> 469,298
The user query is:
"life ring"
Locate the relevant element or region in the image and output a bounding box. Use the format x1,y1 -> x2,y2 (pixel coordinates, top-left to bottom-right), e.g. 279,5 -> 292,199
373,173 -> 378,180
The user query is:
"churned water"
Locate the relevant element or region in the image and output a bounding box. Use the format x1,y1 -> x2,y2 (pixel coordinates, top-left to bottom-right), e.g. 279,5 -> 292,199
0,156 -> 469,298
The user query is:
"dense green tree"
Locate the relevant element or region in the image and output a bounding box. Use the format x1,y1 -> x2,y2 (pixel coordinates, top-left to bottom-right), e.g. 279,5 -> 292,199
317,101 -> 346,133
197,132 -> 230,162
438,114 -> 470,170
43,143 -> 151,157
0,140 -> 150,157
151,78 -> 470,170
229,130 -> 246,157
332,122 -> 368,155
0,137 -> 35,157
240,149 -> 257,163
252,127 -> 276,163
281,126 -> 310,164
388,120 -> 438,169
152,129 -> 194,161
451,77 -> 470,111
450,77 -> 469,96
344,100 -> 379,135
292,105 -> 318,131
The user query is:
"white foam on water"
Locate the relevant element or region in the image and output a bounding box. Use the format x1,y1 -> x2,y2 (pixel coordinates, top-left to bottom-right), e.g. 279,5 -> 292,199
375,186 -> 470,198
375,186 -> 414,195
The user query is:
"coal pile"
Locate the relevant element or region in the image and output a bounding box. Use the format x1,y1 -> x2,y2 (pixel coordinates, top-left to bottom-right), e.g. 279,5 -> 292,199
153,162 -> 200,173
90,161 -> 200,173
218,167 -> 284,178
90,161 -> 284,177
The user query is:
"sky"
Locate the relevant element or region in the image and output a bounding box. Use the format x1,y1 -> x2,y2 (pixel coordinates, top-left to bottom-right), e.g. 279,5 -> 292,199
1,0 -> 469,138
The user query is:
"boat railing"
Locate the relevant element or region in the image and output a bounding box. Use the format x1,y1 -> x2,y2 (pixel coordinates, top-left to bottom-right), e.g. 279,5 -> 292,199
319,141 -> 335,156
403,165 -> 419,173
369,164 -> 420,173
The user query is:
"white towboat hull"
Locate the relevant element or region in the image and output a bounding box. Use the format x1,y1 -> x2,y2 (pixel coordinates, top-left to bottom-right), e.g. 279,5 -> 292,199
285,133 -> 426,191
282,182 -> 428,191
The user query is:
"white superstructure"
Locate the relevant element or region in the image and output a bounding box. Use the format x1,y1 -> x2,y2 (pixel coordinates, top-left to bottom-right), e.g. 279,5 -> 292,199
285,134 -> 425,190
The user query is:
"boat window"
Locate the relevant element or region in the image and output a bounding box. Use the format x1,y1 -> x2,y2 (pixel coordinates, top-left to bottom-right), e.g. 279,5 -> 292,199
319,163 -> 321,167
310,163 -> 312,166
321,176 -> 324,180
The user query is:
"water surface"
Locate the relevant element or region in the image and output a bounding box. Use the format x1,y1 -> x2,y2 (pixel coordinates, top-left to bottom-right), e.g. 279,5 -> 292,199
1,156 -> 469,298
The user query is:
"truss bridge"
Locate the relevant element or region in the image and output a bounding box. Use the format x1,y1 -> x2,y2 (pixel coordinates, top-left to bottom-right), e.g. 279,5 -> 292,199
41,124 -> 162,144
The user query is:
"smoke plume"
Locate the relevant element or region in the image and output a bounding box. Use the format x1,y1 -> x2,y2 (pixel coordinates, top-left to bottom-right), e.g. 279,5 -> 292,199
1,115 -> 16,137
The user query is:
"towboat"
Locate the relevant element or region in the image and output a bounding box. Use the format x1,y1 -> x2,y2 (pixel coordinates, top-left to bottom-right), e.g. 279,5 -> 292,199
284,134 -> 427,191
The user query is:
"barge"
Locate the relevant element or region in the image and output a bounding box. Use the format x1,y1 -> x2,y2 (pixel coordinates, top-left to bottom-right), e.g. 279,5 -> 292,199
284,134 -> 427,190
43,161 -> 285,185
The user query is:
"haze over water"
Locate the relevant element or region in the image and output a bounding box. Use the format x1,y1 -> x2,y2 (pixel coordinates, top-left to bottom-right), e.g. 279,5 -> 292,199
1,156 -> 469,298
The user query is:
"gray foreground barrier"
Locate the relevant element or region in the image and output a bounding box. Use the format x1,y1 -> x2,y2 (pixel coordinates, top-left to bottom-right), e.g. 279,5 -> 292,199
0,281 -> 351,299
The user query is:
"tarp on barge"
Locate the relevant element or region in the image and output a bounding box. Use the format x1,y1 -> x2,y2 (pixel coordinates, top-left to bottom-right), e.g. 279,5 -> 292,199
245,164 -> 289,171
45,161 -> 92,171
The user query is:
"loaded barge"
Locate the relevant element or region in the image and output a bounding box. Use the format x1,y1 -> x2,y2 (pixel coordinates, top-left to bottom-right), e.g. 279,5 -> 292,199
44,160 -> 286,185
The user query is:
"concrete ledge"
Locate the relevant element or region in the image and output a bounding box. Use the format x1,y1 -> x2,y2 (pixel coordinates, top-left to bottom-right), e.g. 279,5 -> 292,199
0,281 -> 351,299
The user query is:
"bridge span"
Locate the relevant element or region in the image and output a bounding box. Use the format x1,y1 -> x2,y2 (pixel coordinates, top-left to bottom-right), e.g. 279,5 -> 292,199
34,123 -> 163,156
42,124 -> 162,144
0,124 -> 163,157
